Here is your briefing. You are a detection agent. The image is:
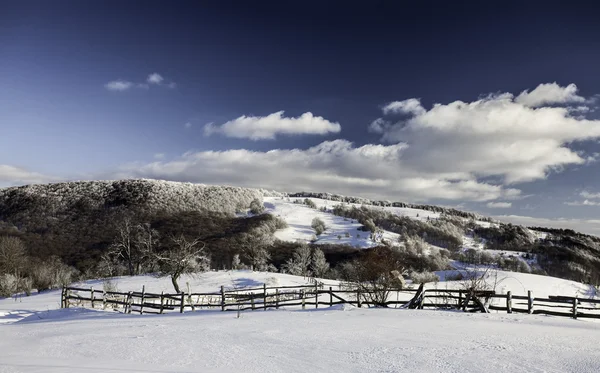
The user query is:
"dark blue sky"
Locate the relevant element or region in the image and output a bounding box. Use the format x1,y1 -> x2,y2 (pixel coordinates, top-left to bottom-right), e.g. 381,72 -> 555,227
3,1 -> 600,233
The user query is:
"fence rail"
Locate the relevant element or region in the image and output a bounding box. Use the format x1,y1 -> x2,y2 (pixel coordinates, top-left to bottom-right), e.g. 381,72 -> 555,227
61,283 -> 600,320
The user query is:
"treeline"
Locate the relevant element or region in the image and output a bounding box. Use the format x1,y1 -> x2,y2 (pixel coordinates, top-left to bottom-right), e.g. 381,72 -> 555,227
288,191 -> 491,221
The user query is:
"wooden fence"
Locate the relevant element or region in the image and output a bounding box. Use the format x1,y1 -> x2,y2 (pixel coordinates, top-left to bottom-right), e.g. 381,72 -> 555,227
61,283 -> 600,320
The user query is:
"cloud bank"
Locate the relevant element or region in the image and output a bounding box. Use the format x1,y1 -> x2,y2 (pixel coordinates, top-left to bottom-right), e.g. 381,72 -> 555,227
115,82 -> 600,204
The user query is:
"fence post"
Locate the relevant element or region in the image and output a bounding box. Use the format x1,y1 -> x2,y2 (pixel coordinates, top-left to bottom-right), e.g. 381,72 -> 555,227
301,289 -> 306,309
315,282 -> 319,309
180,292 -> 185,313
220,286 -> 225,311
160,292 -> 164,314
506,291 -> 512,314
357,289 -> 362,308
329,287 -> 333,307
527,290 -> 533,314
90,287 -> 95,309
61,286 -> 65,308
139,285 -> 145,315
127,291 -> 133,314
251,294 -> 255,311
572,297 -> 578,319
458,290 -> 463,309
275,288 -> 279,309
263,284 -> 267,311
102,289 -> 106,310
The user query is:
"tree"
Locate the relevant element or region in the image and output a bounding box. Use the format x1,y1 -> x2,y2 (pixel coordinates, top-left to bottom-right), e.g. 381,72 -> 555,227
249,198 -> 265,215
108,216 -> 138,276
134,223 -> 159,273
311,248 -> 330,278
285,244 -> 312,277
311,217 -> 326,236
153,235 -> 210,293
109,218 -> 157,276
232,253 -> 242,270
243,246 -> 271,272
340,247 -> 406,306
0,236 -> 27,277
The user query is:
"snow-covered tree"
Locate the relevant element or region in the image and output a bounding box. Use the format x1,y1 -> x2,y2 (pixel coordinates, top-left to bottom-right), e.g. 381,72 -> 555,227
311,248 -> 330,278
285,245 -> 312,277
232,253 -> 241,270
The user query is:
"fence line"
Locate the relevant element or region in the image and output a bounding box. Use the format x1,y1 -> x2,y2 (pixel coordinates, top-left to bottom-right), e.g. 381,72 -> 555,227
61,283 -> 600,320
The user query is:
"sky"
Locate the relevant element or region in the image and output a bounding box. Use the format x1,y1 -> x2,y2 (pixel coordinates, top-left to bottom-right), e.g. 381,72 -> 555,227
3,1 -> 600,234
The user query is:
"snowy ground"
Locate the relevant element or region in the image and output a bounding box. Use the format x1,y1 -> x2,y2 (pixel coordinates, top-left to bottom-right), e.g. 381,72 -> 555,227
2,307 -> 600,373
2,271 -> 600,372
264,197 -> 400,248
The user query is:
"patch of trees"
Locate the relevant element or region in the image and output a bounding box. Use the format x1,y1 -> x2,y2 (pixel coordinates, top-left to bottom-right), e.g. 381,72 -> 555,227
473,223 -> 536,252
331,204 -> 464,251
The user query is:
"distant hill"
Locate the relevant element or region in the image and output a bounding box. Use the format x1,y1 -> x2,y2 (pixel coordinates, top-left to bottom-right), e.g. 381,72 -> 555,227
0,180 -> 599,286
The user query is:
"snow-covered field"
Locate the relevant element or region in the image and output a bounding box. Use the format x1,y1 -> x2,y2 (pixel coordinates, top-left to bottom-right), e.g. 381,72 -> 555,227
2,304 -> 600,372
2,270 -> 600,372
264,197 -> 400,247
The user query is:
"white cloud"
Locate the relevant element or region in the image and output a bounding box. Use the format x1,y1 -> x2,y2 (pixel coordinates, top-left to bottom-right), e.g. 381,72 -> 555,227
153,153 -> 165,160
104,80 -> 134,91
105,73 -> 174,91
487,202 -> 512,208
374,82 -> 600,185
147,73 -> 164,85
565,199 -> 600,206
113,140 -> 520,202
184,122 -> 193,129
204,111 -> 341,140
515,82 -> 585,107
382,98 -> 426,116
580,191 -> 600,199
495,214 -> 600,237
0,165 -> 56,187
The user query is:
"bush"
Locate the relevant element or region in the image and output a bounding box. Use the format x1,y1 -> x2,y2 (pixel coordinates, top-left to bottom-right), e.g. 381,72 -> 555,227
304,198 -> 317,209
249,198 -> 265,215
409,271 -> 440,284
0,273 -> 19,297
311,217 -> 326,236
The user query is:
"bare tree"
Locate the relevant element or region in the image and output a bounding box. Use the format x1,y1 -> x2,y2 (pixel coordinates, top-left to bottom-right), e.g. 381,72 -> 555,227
153,234 -> 210,293
134,223 -> 159,274
109,216 -> 137,276
341,247 -> 406,307
109,218 -> 157,276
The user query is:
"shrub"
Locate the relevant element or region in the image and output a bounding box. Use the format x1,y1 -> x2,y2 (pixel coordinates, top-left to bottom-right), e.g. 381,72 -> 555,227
409,271 -> 440,284
304,198 -> 317,209
311,217 -> 326,236
249,198 -> 265,215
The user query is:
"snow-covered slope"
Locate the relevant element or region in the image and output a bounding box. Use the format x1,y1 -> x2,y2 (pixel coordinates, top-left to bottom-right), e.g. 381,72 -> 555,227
2,303 -> 600,372
264,197 -> 399,247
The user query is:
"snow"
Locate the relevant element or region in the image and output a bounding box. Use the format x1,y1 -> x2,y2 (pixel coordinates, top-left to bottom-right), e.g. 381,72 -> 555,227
2,271 -> 600,372
264,197 -> 400,247
434,267 -> 598,299
2,306 -> 600,372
